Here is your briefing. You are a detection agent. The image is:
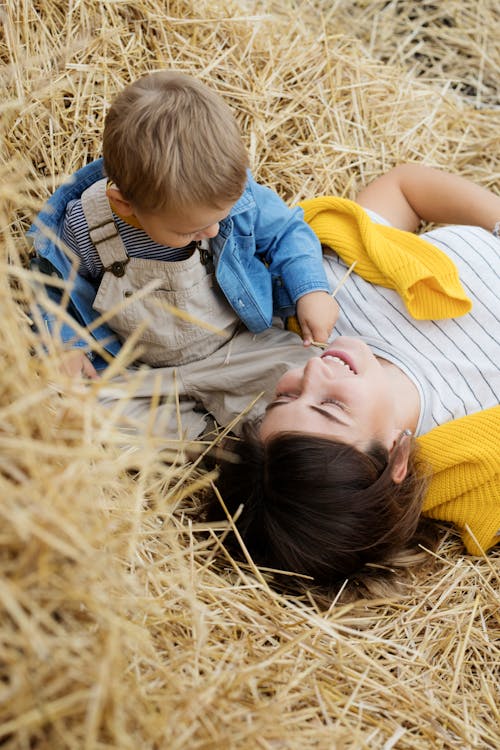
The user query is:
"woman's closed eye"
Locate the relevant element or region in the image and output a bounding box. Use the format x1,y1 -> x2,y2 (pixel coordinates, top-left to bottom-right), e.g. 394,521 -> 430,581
321,398 -> 347,412
274,393 -> 347,411
274,392 -> 298,402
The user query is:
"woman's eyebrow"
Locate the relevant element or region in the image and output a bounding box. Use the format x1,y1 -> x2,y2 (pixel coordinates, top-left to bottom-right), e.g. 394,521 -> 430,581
309,405 -> 349,426
265,400 -> 349,426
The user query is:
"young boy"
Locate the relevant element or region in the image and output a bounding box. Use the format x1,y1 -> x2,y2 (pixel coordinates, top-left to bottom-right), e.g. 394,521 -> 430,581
29,70 -> 337,381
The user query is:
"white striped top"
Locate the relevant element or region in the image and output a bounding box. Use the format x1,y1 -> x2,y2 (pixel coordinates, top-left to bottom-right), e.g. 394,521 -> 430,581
61,198 -> 193,279
323,211 -> 500,435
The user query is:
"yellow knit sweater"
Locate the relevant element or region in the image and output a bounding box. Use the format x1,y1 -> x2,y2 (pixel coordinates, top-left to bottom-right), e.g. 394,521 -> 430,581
418,407 -> 500,554
297,196 -> 499,555
299,195 -> 471,319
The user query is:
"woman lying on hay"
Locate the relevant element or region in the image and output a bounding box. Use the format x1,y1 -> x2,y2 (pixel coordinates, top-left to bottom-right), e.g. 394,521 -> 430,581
205,163 -> 500,591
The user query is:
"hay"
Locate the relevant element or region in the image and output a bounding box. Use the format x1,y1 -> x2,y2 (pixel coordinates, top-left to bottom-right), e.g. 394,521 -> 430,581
1,0 -> 499,747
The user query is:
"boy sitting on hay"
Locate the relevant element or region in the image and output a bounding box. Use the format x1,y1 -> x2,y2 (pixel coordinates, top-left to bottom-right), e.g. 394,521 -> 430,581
29,70 -> 337,393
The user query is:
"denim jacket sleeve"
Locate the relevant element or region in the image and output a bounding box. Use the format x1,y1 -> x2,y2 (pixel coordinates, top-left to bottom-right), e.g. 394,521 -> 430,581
246,175 -> 331,310
26,159 -> 121,366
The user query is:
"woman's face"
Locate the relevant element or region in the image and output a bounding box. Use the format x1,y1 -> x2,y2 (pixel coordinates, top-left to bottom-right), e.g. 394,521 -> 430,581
260,337 -> 405,451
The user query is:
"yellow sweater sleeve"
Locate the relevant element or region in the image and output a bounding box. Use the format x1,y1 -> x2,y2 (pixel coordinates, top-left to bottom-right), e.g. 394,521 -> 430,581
418,406 -> 500,555
298,196 -> 471,319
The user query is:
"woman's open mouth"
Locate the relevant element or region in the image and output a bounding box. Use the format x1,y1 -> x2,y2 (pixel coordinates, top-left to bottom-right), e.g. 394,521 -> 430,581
321,350 -> 357,374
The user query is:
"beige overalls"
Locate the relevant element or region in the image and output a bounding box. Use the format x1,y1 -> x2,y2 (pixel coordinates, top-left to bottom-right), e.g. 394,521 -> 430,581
81,179 -> 239,367
80,180 -> 316,439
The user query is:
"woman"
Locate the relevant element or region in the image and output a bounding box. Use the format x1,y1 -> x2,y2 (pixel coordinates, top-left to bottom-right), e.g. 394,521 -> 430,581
205,164 -> 500,590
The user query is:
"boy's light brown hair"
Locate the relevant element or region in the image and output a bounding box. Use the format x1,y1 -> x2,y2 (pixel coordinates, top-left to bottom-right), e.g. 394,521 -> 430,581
103,70 -> 249,213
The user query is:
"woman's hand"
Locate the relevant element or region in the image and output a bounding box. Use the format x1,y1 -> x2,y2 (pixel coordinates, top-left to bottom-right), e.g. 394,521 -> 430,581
296,291 -> 339,347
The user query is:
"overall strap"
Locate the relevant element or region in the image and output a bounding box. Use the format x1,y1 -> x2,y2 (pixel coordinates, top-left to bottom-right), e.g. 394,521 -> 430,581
80,178 -> 130,277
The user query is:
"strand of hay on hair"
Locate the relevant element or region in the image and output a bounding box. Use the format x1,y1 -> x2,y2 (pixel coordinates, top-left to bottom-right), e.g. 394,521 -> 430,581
0,0 -> 498,747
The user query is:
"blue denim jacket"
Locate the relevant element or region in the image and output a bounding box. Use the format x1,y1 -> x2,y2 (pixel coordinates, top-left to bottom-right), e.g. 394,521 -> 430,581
27,158 -> 329,360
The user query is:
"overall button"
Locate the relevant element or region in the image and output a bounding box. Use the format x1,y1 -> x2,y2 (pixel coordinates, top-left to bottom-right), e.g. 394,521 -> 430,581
196,242 -> 212,266
105,258 -> 130,277
111,260 -> 126,277
198,245 -> 212,266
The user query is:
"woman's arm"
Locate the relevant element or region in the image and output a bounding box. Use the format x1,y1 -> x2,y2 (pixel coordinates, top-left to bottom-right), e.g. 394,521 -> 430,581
356,164 -> 500,232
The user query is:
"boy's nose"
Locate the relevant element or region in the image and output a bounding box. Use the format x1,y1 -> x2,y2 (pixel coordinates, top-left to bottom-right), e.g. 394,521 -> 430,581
195,222 -> 219,240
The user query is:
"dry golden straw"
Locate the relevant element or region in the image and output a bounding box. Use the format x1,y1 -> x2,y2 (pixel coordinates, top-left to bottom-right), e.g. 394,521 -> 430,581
1,1 -> 499,748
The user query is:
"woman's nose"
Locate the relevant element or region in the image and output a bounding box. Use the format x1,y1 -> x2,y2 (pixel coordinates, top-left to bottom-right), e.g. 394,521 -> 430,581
303,356 -> 326,375
300,356 -> 329,389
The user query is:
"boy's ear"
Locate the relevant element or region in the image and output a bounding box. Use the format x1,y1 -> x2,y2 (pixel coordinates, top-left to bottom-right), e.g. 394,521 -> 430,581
107,185 -> 135,216
389,430 -> 412,484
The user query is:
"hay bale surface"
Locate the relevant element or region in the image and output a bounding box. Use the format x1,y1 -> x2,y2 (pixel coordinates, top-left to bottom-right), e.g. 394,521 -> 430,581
1,1 -> 499,748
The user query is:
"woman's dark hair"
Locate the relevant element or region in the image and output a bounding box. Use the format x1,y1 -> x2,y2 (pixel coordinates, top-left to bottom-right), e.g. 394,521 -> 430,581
205,421 -> 432,590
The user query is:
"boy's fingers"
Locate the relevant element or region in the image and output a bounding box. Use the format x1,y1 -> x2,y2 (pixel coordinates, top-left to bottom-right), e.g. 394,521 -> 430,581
60,350 -> 100,379
82,357 -> 99,379
308,324 -> 329,346
300,320 -> 313,346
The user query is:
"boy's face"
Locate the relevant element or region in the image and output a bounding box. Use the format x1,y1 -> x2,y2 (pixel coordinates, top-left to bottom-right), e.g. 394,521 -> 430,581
133,201 -> 235,248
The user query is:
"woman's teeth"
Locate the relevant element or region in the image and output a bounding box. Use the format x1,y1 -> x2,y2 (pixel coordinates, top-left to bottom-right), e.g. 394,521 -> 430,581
323,355 -> 354,373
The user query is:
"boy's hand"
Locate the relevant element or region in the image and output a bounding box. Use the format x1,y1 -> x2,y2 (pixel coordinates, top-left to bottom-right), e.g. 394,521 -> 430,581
296,291 -> 339,347
60,349 -> 99,379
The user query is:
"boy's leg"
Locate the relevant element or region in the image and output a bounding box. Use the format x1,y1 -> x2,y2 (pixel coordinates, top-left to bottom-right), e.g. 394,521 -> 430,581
96,326 -> 313,439
97,369 -> 207,440
178,326 -> 315,432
